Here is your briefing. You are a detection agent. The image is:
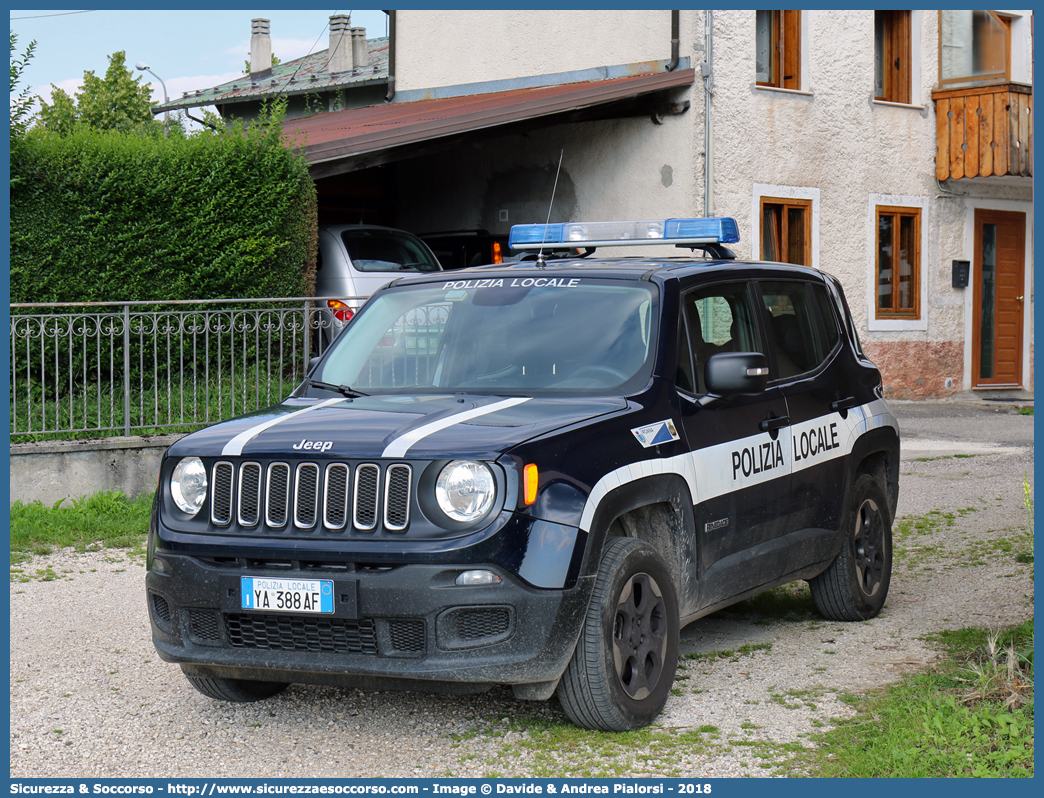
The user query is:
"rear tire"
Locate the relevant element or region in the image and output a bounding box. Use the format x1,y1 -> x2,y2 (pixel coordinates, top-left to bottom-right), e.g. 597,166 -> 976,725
557,537 -> 679,731
182,669 -> 289,702
808,473 -> 892,621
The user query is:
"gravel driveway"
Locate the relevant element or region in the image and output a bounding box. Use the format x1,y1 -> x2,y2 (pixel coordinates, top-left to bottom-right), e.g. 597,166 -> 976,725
10,401 -> 1034,778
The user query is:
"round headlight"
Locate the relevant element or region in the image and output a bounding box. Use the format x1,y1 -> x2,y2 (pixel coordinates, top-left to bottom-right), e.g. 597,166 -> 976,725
171,457 -> 208,516
435,460 -> 495,523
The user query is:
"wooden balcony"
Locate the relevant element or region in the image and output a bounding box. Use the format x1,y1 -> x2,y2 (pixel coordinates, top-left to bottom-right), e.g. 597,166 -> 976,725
932,83 -> 1032,180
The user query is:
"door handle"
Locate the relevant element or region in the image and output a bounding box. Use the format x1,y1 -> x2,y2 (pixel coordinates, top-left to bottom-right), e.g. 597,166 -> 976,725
1017,296 -> 1024,302
831,396 -> 858,412
759,415 -> 790,432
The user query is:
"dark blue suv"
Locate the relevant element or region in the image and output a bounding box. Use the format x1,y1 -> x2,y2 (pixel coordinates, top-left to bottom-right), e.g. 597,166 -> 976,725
147,217 -> 899,731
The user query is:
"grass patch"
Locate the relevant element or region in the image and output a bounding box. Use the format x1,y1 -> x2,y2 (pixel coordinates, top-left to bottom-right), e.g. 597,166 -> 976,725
1017,406 -> 1033,416
480,716 -> 721,777
9,490 -> 152,566
786,619 -> 1034,777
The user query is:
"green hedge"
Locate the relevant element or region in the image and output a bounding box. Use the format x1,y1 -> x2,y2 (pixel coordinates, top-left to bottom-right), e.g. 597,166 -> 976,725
10,117 -> 316,304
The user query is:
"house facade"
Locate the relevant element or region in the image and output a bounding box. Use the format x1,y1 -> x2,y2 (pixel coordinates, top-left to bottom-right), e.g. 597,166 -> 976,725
157,9 -> 1033,400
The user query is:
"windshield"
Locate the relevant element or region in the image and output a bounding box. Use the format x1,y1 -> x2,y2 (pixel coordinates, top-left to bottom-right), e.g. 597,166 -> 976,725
341,229 -> 441,273
316,278 -> 658,396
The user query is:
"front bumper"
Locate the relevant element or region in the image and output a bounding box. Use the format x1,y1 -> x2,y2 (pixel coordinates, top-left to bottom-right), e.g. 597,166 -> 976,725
146,550 -> 593,690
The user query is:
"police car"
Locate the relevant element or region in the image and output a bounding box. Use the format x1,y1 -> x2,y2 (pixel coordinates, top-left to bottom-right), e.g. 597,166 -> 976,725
147,217 -> 899,731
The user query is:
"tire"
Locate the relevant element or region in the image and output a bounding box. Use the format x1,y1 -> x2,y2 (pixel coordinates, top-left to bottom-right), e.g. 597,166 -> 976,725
809,473 -> 892,621
557,537 -> 679,731
182,669 -> 289,703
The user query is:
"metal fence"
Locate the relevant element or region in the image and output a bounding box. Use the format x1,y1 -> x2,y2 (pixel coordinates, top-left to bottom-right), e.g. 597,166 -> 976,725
9,297 -> 360,439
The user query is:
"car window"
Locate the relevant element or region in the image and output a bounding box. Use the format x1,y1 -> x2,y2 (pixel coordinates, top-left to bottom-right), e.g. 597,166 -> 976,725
318,279 -> 657,395
811,282 -> 841,352
758,281 -> 824,379
679,283 -> 762,394
340,230 -> 441,273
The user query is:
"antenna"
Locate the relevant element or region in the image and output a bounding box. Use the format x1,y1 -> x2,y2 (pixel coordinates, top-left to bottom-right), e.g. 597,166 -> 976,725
536,149 -> 564,267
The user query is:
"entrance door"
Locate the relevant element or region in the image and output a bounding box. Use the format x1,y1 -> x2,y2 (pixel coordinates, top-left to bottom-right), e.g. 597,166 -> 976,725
973,210 -> 1026,387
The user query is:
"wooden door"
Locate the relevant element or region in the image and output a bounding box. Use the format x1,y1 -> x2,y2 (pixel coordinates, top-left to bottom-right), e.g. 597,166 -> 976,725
973,210 -> 1026,387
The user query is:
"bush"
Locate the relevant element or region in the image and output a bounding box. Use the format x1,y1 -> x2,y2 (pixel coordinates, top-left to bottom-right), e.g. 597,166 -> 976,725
10,105 -> 316,304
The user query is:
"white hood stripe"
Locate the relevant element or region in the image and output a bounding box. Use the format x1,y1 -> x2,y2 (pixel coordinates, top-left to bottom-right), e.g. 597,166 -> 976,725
382,397 -> 530,458
221,398 -> 346,457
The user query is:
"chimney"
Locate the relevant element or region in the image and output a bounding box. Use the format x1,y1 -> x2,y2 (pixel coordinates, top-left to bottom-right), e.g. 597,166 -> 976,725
351,27 -> 369,68
249,18 -> 272,78
328,14 -> 354,73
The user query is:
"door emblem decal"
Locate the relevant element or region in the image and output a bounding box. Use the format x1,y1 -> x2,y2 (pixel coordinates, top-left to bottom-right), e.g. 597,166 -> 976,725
631,420 -> 680,448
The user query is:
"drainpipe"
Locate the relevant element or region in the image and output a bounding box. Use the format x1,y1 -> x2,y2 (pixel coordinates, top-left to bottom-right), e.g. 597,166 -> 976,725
384,10 -> 396,102
703,10 -> 714,217
667,10 -> 680,71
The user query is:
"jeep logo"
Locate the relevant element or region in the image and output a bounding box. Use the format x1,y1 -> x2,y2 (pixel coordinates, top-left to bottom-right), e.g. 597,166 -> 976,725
292,439 -> 333,453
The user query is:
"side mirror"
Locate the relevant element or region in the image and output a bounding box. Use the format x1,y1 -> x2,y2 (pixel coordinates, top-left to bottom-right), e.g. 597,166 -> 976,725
703,352 -> 769,402
309,356 -> 321,372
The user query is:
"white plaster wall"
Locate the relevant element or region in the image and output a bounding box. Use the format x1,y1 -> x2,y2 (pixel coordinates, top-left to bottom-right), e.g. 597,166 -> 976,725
395,10 -> 676,91
710,10 -> 974,347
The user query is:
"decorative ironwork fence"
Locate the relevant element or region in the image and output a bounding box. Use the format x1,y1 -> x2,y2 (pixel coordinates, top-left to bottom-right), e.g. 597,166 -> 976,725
9,297 -> 360,439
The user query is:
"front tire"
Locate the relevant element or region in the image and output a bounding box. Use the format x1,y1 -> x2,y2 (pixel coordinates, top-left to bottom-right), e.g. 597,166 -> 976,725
557,537 -> 679,731
808,473 -> 892,621
182,668 -> 289,702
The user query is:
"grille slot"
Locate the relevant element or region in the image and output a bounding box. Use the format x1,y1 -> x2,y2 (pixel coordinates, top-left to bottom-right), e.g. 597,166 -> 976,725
457,608 -> 511,640
354,464 -> 380,530
187,609 -> 222,642
384,465 -> 412,531
238,462 -> 262,526
294,463 -> 321,528
266,463 -> 290,527
150,592 -> 173,633
225,613 -> 378,654
211,462 -> 234,525
388,620 -> 426,653
323,464 -> 350,529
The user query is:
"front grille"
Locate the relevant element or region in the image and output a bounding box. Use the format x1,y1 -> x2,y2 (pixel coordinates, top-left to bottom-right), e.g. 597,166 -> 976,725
225,613 -> 378,654
209,460 -> 411,535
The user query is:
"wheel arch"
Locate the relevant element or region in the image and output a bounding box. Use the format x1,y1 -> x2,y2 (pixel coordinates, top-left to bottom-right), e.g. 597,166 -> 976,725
849,426 -> 900,521
581,474 -> 697,616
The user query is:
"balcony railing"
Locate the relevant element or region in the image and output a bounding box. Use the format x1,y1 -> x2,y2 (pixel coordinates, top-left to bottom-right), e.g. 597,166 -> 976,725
933,82 -> 1032,181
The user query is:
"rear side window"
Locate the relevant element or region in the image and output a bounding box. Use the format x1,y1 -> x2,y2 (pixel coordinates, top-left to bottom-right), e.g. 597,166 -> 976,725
758,281 -> 824,380
341,230 -> 441,273
811,283 -> 841,352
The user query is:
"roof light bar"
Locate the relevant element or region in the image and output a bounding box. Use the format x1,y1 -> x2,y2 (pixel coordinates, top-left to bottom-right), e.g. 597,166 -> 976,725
508,217 -> 740,250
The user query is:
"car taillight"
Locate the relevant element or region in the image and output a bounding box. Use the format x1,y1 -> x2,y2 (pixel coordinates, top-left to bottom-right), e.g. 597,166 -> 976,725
492,241 -> 503,264
327,300 -> 354,323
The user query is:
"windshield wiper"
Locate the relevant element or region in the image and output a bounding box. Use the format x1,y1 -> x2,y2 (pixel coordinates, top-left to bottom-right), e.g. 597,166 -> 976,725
309,379 -> 369,398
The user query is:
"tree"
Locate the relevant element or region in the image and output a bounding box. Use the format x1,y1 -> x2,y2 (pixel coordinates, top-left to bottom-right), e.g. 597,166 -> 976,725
243,53 -> 281,74
10,33 -> 38,141
39,50 -> 157,134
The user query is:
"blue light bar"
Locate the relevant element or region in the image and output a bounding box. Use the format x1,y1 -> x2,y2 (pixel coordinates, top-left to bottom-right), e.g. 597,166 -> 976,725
508,217 -> 740,249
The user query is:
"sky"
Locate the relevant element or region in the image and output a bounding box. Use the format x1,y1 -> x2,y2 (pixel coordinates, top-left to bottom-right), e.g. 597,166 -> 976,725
10,8 -> 390,112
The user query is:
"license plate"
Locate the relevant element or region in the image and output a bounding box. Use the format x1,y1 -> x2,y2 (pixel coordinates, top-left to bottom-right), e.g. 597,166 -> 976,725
241,576 -> 334,614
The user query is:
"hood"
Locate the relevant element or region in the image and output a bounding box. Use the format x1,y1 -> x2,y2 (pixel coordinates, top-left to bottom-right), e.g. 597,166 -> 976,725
166,393 -> 627,461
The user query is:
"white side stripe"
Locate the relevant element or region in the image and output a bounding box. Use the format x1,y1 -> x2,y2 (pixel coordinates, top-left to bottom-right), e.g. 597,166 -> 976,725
578,400 -> 895,532
221,398 -> 346,457
381,397 -> 530,458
